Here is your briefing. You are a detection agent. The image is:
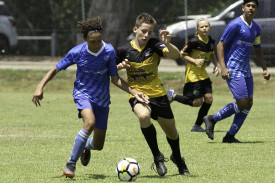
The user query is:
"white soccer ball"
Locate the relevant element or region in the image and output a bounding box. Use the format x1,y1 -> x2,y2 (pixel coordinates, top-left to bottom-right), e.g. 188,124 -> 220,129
116,158 -> 140,182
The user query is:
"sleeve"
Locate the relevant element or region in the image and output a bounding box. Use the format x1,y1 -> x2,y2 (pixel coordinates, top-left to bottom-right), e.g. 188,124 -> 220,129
253,24 -> 261,48
150,38 -> 165,57
56,50 -> 75,71
115,47 -> 125,65
109,50 -> 118,77
220,21 -> 239,44
181,39 -> 197,55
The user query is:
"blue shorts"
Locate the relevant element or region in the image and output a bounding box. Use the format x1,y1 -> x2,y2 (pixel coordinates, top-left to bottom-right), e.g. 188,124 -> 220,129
74,96 -> 109,130
226,76 -> 253,99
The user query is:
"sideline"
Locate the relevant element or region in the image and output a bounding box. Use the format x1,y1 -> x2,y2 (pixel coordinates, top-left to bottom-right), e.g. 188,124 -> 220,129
0,59 -> 274,73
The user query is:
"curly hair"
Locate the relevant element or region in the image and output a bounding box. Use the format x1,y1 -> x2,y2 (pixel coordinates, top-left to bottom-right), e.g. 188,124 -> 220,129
77,17 -> 103,38
135,12 -> 157,28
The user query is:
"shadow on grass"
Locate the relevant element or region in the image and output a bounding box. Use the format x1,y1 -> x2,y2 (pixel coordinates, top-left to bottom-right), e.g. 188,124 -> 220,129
52,175 -> 76,181
208,141 -> 265,144
87,174 -> 107,180
141,174 -> 198,179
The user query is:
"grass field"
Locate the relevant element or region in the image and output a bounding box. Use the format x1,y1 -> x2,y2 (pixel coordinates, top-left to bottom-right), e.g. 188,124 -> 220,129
0,70 -> 274,183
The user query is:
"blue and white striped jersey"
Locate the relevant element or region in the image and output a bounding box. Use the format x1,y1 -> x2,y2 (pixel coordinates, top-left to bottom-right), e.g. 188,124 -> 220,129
220,16 -> 261,78
56,41 -> 118,107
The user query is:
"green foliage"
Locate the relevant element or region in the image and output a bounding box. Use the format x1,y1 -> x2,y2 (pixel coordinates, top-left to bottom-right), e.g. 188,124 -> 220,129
0,70 -> 274,182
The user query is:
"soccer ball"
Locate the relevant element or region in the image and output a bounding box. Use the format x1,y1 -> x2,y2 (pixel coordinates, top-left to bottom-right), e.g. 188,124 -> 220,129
116,158 -> 140,181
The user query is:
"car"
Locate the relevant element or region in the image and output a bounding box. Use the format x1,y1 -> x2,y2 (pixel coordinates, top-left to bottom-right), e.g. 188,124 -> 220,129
166,0 -> 275,66
0,0 -> 18,55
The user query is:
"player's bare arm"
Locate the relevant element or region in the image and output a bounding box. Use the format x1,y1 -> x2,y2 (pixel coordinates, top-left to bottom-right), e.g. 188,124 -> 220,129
111,76 -> 149,104
217,41 -> 230,80
159,30 -> 180,59
32,67 -> 59,106
182,54 -> 204,67
254,47 -> 271,80
210,54 -> 219,77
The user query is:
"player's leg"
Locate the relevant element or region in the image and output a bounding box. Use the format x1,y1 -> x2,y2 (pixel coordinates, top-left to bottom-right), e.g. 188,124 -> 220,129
132,100 -> 167,176
203,77 -> 245,140
223,77 -> 254,143
157,117 -> 190,175
155,96 -> 189,175
190,80 -> 209,132
81,105 -> 109,165
63,108 -> 94,178
167,83 -> 195,106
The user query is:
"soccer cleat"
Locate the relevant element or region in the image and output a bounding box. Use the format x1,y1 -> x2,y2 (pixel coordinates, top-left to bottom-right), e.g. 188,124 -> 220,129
80,148 -> 91,166
170,154 -> 190,175
203,115 -> 216,140
151,152 -> 167,176
167,89 -> 176,103
191,125 -> 206,132
223,132 -> 242,143
62,163 -> 76,179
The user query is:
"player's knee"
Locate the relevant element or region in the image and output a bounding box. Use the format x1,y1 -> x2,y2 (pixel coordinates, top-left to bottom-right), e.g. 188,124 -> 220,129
193,98 -> 203,107
137,111 -> 150,122
204,95 -> 213,104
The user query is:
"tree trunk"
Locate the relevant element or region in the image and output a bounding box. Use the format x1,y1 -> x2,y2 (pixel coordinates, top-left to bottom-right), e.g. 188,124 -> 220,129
88,0 -> 130,48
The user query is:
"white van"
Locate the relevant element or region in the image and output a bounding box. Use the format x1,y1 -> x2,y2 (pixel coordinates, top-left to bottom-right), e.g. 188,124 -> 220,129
166,0 -> 275,66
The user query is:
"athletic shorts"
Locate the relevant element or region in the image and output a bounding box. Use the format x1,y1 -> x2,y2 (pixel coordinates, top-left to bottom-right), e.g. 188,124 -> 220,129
226,76 -> 253,99
129,95 -> 174,121
183,78 -> 212,99
74,96 -> 109,130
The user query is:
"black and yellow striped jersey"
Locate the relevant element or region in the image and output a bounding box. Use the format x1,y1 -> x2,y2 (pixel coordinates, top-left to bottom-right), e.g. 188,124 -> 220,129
181,35 -> 215,83
116,38 -> 168,98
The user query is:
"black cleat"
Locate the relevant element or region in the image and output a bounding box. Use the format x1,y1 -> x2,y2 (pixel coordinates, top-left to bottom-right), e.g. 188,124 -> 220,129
223,132 -> 242,143
203,115 -> 216,140
151,152 -> 167,176
170,154 -> 190,175
62,163 -> 76,178
80,148 -> 91,166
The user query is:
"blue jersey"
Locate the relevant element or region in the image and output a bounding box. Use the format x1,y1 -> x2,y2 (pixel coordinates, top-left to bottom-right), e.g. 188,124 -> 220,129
56,41 -> 118,107
220,16 -> 261,78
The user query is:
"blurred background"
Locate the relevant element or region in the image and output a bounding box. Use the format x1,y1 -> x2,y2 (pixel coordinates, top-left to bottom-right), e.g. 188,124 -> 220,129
1,0 -> 274,66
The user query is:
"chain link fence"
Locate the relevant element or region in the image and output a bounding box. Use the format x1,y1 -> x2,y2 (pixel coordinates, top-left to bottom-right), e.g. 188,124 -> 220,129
3,0 -> 275,66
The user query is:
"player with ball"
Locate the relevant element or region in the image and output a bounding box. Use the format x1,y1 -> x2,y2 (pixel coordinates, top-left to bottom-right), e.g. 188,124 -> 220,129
115,12 -> 190,176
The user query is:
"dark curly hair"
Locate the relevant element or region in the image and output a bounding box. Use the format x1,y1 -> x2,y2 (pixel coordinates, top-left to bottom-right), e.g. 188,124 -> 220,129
135,12 -> 156,28
243,0 -> 258,7
77,17 -> 103,38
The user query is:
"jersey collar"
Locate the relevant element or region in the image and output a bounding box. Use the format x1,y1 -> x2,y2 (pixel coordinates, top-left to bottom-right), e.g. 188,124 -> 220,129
240,15 -> 253,28
197,34 -> 209,44
86,41 -> 105,56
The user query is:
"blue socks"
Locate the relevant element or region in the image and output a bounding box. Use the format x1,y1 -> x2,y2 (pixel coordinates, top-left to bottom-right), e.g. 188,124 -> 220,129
85,137 -> 95,149
213,102 -> 240,122
68,129 -> 90,164
228,109 -> 250,135
213,102 -> 250,136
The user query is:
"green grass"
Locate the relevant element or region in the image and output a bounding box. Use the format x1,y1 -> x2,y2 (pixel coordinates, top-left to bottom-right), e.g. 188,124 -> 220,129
0,70 -> 274,183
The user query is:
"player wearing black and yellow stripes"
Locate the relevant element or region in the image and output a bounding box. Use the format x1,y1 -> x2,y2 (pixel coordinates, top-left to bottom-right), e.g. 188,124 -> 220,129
167,18 -> 219,133
116,12 -> 190,176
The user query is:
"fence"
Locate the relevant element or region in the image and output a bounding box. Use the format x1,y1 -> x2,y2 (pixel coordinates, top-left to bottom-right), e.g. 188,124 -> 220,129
5,0 -> 275,66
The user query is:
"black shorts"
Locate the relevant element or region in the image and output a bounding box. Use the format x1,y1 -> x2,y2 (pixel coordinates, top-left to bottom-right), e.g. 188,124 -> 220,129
129,95 -> 174,121
183,78 -> 212,99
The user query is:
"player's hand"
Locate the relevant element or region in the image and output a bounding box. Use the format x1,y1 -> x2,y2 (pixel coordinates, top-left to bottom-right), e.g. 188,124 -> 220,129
221,67 -> 231,80
263,70 -> 270,80
195,59 -> 204,67
132,91 -> 150,104
32,88 -> 44,107
213,65 -> 219,77
159,30 -> 171,44
117,59 -> 130,70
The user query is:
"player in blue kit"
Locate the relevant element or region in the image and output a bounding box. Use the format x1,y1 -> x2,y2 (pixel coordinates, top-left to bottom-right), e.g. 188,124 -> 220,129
32,17 -> 149,179
203,0 -> 270,143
